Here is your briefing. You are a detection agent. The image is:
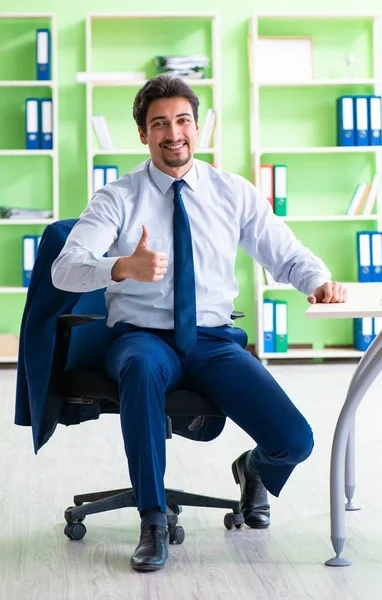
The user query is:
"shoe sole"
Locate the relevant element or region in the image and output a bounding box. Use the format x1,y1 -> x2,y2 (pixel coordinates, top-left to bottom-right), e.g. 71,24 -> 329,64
131,563 -> 166,572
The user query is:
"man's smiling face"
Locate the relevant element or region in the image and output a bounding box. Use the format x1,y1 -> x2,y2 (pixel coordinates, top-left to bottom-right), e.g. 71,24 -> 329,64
138,96 -> 199,177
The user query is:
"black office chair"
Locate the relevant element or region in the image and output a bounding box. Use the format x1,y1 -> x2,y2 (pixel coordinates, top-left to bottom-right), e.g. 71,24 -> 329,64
53,309 -> 247,545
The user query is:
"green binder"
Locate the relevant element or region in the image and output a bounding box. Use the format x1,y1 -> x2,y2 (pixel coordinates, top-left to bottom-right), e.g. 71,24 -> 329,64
274,165 -> 287,217
274,300 -> 288,352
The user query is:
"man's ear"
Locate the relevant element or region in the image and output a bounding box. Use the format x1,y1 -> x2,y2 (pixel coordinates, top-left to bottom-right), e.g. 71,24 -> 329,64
138,126 -> 148,145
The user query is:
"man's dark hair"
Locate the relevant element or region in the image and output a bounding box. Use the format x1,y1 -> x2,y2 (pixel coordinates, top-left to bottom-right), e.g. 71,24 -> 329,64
133,75 -> 199,134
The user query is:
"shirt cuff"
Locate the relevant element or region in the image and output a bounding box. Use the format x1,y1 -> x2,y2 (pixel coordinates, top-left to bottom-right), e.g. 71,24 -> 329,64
306,275 -> 331,296
94,256 -> 121,287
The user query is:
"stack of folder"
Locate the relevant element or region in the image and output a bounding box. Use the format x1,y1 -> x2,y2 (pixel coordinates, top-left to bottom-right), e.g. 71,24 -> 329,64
0,207 -> 52,219
155,55 -> 209,79
337,95 -> 382,146
260,165 -> 287,216
93,166 -> 119,193
354,317 -> 382,351
22,235 -> 41,287
357,231 -> 382,282
25,98 -> 53,150
263,299 -> 288,353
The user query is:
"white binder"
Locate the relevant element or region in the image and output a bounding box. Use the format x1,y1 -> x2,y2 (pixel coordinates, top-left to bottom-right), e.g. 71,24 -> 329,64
93,166 -> 105,193
105,166 -> 118,184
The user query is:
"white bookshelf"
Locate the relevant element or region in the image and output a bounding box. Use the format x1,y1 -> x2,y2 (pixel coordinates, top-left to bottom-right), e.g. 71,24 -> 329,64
0,13 -> 58,363
249,12 -> 382,363
85,12 -> 221,204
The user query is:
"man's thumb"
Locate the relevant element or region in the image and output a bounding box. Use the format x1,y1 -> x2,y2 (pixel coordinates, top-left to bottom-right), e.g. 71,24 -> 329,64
137,225 -> 148,248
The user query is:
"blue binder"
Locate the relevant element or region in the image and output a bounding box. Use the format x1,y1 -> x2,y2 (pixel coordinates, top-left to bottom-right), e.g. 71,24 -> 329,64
23,235 -> 37,287
368,95 -> 382,146
263,300 -> 275,353
36,29 -> 51,81
25,98 -> 40,150
371,231 -> 382,282
337,96 -> 355,146
40,98 -> 53,150
354,317 -> 374,351
357,231 -> 372,282
354,96 -> 369,146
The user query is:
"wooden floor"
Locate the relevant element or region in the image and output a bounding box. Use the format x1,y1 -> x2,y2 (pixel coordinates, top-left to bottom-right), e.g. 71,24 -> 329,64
2,363 -> 382,600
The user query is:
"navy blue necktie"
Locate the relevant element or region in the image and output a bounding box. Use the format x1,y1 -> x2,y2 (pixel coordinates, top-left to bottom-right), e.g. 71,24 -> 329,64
172,179 -> 197,354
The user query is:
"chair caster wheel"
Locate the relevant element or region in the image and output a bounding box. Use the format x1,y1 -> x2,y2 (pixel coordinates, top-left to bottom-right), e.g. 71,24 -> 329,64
224,512 -> 244,530
169,525 -> 185,544
64,522 -> 87,540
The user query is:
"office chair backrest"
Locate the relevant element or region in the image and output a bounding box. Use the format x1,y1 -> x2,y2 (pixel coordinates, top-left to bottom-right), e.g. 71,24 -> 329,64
65,288 -> 112,371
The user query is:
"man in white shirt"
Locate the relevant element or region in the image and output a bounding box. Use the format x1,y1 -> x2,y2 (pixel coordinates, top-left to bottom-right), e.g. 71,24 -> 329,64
52,75 -> 346,572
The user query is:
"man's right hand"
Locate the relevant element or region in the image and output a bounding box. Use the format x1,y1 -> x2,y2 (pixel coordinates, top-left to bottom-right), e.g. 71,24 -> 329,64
111,225 -> 168,283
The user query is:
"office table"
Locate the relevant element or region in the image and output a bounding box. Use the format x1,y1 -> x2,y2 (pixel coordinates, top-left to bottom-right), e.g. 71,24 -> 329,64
305,283 -> 382,566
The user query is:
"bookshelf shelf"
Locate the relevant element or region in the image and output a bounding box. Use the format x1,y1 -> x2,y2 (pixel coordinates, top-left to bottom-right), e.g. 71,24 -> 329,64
86,12 -> 221,203
0,287 -> 27,293
0,80 -> 55,87
260,146 -> 382,155
261,348 -> 364,360
90,78 -> 217,88
259,79 -> 380,88
0,219 -> 54,225
250,12 -> 382,362
261,281 -> 382,292
92,147 -> 217,156
0,13 -> 58,363
282,215 -> 378,222
0,150 -> 55,156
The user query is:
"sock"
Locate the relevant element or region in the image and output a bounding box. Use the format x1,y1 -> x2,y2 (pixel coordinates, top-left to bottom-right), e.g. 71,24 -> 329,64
140,507 -> 167,529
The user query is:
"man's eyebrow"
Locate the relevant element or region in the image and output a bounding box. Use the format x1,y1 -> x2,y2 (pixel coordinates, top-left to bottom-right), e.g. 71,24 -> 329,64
149,112 -> 192,123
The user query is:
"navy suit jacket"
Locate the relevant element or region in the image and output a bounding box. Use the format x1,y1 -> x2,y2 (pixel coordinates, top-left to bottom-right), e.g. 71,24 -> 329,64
15,220 -> 226,454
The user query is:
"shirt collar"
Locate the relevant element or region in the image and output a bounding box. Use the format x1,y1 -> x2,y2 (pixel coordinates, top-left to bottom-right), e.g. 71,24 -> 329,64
148,160 -> 197,194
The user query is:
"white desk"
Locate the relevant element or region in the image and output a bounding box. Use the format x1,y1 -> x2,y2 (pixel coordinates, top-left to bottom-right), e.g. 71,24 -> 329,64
305,283 -> 382,566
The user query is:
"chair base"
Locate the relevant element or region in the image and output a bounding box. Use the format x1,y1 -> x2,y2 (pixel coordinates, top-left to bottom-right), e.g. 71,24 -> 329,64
64,487 -> 243,543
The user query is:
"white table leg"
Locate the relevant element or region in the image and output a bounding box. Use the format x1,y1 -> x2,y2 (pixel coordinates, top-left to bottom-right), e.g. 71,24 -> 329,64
344,331 -> 382,512
326,339 -> 382,567
345,419 -> 360,511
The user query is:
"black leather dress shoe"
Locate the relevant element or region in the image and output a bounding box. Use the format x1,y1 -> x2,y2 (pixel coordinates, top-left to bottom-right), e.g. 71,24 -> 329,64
130,524 -> 169,572
232,450 -> 270,529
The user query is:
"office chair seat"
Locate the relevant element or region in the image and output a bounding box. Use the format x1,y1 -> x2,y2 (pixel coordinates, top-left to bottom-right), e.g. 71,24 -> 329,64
63,369 -> 224,418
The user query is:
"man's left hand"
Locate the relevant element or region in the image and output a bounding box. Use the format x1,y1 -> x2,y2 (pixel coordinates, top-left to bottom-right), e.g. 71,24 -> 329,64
307,281 -> 347,304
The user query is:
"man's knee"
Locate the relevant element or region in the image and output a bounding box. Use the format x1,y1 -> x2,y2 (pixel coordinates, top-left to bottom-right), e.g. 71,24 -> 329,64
286,419 -> 314,464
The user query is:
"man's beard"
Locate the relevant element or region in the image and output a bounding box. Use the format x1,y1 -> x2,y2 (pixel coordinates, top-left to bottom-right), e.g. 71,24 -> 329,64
161,146 -> 192,168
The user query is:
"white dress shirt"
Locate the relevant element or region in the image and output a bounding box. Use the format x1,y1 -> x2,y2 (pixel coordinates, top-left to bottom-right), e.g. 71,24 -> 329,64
51,159 -> 331,329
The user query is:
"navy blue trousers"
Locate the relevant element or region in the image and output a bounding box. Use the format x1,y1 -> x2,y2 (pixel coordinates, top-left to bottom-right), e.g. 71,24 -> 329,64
105,323 -> 314,515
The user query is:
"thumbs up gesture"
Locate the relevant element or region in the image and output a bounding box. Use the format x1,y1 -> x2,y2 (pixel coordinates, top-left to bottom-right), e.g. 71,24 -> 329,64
111,225 -> 168,283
